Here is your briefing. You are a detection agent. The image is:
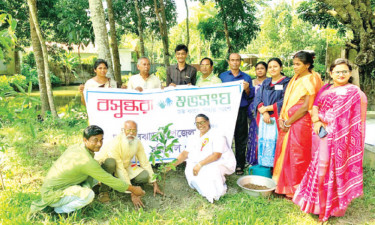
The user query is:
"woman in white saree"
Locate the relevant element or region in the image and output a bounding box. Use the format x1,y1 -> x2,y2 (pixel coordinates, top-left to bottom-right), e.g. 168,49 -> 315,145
171,114 -> 236,203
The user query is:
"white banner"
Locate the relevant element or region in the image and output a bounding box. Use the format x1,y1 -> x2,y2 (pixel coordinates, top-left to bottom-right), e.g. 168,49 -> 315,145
86,81 -> 243,162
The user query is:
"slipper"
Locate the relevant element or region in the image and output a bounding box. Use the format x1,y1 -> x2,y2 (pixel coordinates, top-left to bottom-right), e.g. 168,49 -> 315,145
235,167 -> 244,175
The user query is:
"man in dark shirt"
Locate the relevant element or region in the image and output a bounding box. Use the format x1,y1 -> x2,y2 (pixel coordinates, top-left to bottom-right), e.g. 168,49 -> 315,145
167,44 -> 197,86
219,53 -> 254,175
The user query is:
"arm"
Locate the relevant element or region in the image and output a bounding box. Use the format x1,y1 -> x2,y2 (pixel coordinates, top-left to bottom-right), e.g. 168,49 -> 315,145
80,85 -> 87,106
171,150 -> 189,168
191,67 -> 197,85
193,152 -> 222,176
280,95 -> 310,132
311,105 -> 324,135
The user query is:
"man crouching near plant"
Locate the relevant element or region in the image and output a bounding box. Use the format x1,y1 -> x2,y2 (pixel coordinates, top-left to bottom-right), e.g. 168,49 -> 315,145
29,125 -> 144,215
95,120 -> 164,210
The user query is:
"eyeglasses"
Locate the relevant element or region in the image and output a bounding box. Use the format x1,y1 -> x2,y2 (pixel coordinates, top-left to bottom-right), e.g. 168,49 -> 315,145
121,128 -> 137,133
194,121 -> 207,126
332,70 -> 350,76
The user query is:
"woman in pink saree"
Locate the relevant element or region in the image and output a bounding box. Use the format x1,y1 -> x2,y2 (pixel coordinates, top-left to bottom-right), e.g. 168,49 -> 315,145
293,58 -> 367,222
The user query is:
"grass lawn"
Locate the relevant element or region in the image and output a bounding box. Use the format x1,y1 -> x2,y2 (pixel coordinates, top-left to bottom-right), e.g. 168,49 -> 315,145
1,118 -> 374,224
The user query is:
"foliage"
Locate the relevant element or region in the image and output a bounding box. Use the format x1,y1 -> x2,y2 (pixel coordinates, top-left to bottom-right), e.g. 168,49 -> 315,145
296,1 -> 346,34
149,123 -> 178,191
155,66 -> 166,83
0,13 -> 17,61
0,75 -> 27,93
213,59 -> 228,75
21,64 -> 61,88
113,0 -> 177,42
54,0 -> 94,46
198,0 -> 259,57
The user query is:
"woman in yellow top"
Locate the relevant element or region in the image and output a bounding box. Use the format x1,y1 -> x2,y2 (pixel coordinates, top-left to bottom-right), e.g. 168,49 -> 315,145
273,51 -> 323,198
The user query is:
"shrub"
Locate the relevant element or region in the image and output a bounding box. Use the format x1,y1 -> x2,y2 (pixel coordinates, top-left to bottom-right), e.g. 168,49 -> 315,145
0,76 -> 13,93
8,74 -> 27,90
155,66 -> 166,83
22,52 -> 36,68
213,59 -> 228,75
21,64 -> 61,88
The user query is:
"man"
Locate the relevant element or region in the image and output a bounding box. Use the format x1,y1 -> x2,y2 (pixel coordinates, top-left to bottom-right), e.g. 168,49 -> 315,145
167,44 -> 197,86
196,57 -> 222,87
127,57 -> 162,92
95,120 -> 163,209
219,53 -> 254,175
30,125 -> 144,214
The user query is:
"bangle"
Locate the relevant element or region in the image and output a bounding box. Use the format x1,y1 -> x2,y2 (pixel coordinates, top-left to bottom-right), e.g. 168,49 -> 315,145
312,117 -> 320,123
284,121 -> 291,128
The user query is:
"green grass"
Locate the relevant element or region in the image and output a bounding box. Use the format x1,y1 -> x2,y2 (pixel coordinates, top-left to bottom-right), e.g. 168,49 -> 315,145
1,114 -> 375,224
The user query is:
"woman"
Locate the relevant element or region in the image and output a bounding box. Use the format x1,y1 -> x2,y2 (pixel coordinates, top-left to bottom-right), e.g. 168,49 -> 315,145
293,59 -> 367,221
253,58 -> 290,167
80,59 -> 117,106
171,114 -> 236,203
246,61 -> 268,165
273,51 -> 323,198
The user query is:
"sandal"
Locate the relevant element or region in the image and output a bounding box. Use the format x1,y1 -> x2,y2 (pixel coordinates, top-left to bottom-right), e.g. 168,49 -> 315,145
235,167 -> 244,175
98,192 -> 110,203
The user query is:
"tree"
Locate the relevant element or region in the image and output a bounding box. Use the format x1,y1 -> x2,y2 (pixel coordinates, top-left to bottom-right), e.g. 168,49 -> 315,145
88,0 -> 114,79
107,0 -> 122,85
198,0 -> 260,57
0,13 -> 17,61
27,0 -> 57,118
184,0 -> 190,47
112,0 -> 176,62
134,0 -> 145,56
297,0 -> 375,87
154,0 -> 173,67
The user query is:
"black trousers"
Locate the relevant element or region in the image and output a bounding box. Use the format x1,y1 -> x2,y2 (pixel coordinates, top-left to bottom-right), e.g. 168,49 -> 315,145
234,106 -> 249,169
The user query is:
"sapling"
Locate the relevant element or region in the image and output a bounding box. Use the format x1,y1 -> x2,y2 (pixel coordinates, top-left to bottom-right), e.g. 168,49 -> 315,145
149,123 -> 178,193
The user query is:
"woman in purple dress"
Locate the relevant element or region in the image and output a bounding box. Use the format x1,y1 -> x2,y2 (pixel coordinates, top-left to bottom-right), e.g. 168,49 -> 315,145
246,62 -> 268,165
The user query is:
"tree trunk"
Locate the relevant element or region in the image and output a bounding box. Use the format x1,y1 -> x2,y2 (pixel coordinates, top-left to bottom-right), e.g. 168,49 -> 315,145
88,0 -> 115,80
14,45 -> 20,74
154,0 -> 170,67
106,0 -> 122,86
29,8 -> 49,115
134,0 -> 145,57
184,0 -> 190,47
28,0 -> 57,118
217,0 -> 232,54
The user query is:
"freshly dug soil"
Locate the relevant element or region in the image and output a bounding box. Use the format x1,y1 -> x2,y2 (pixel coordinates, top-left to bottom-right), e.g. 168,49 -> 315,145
243,183 -> 269,190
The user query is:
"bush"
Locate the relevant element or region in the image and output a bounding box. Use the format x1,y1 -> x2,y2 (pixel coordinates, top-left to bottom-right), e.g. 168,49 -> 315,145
21,64 -> 61,88
0,76 -> 13,93
155,66 -> 166,83
213,59 -> 228,75
0,75 -> 27,93
8,74 -> 27,90
22,52 -> 36,68
282,66 -> 295,78
314,63 -> 327,80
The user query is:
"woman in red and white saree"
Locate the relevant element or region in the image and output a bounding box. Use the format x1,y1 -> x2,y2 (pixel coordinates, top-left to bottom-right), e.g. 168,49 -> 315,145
293,58 -> 367,222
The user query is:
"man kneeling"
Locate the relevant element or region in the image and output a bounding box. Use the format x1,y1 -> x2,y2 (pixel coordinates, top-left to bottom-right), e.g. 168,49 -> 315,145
30,125 -> 144,214
95,120 -> 163,209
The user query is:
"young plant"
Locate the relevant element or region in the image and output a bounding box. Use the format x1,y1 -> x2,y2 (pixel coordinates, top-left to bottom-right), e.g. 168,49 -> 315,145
149,123 -> 178,192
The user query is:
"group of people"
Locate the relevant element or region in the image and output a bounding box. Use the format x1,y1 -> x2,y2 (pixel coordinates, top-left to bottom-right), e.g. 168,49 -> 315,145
31,44 -> 367,222
247,53 -> 367,222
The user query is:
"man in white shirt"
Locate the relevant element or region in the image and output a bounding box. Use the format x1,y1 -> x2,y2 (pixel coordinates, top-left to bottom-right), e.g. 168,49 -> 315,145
127,57 -> 162,92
